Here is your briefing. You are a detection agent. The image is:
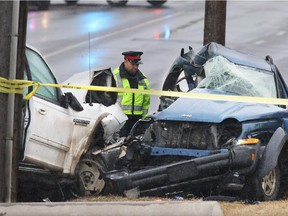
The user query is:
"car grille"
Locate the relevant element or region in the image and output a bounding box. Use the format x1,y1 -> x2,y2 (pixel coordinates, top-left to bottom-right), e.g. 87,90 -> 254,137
144,120 -> 242,150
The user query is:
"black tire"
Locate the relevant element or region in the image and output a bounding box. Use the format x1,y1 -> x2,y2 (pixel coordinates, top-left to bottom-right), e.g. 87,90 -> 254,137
147,0 -> 167,7
37,1 -> 50,11
242,165 -> 281,201
65,0 -> 79,5
257,165 -> 281,201
107,0 -> 128,7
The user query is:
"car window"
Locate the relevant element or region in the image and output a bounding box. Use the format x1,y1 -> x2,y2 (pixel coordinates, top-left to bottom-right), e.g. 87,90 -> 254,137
25,47 -> 58,101
197,56 -> 277,98
85,69 -> 117,106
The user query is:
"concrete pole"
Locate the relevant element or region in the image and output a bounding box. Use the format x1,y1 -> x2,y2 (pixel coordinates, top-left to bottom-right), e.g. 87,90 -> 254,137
203,0 -> 227,46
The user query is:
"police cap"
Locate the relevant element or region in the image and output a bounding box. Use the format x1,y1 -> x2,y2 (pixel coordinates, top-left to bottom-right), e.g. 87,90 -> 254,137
122,51 -> 143,64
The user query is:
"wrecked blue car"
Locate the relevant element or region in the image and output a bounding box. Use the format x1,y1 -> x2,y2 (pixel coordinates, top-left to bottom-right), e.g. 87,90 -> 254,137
96,42 -> 288,201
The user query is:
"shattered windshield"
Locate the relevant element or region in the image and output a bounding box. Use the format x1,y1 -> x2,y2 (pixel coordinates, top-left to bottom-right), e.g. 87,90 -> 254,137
197,56 -> 277,98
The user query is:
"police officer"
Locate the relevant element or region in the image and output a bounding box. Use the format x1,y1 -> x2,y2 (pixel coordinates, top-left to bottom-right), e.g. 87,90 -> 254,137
113,51 -> 150,137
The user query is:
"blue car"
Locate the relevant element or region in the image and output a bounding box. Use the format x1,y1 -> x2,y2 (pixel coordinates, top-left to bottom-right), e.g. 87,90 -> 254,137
99,42 -> 288,201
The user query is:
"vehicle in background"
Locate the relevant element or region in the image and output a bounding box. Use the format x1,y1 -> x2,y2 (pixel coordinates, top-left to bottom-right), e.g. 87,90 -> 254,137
18,45 -> 127,201
65,0 -> 167,7
28,0 -> 166,11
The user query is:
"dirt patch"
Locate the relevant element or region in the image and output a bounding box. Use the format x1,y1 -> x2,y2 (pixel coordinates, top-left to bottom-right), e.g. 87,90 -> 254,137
220,200 -> 288,216
70,195 -> 192,202
71,196 -> 288,216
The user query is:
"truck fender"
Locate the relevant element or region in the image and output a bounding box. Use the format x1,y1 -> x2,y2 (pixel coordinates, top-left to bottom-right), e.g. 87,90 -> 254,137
257,127 -> 288,179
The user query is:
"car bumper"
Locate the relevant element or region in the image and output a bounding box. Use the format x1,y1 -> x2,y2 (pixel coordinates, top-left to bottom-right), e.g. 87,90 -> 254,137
103,146 -> 255,194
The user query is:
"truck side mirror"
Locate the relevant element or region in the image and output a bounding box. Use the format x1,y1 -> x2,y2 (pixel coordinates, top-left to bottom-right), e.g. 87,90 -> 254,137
63,92 -> 83,112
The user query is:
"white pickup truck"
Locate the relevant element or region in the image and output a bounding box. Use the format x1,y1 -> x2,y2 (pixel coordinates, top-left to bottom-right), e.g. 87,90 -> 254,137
18,45 -> 127,201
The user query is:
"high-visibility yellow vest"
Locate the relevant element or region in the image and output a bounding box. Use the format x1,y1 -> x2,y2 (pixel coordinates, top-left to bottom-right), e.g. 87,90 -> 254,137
113,67 -> 150,117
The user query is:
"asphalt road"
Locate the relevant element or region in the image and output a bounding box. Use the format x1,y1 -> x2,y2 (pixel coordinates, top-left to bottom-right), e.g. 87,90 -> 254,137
26,0 -> 288,113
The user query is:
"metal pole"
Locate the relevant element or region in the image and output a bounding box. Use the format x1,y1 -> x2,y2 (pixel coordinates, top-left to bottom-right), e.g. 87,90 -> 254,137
5,0 -> 19,203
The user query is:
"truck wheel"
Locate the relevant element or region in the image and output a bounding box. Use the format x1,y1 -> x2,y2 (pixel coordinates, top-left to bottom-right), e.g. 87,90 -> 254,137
147,0 -> 167,6
258,165 -> 281,201
107,0 -> 128,6
75,159 -> 105,196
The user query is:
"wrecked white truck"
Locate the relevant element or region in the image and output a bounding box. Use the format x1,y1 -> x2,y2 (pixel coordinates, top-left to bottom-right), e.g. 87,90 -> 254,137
18,45 -> 127,201
94,42 -> 288,201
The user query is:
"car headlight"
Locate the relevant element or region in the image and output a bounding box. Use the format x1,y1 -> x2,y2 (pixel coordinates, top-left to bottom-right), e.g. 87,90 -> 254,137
237,138 -> 260,145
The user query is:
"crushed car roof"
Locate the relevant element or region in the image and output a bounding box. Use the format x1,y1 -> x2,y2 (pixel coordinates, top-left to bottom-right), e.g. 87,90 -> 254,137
194,42 -> 272,71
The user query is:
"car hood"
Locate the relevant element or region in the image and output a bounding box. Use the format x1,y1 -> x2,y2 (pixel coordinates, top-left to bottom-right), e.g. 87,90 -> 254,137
154,88 -> 285,123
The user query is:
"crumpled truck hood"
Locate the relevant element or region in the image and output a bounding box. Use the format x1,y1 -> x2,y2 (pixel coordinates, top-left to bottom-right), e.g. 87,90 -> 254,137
154,88 -> 285,123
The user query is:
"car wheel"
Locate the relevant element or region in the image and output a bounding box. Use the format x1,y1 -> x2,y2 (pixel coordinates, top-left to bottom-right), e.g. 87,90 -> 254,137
242,165 -> 281,201
107,0 -> 128,6
258,165 -> 281,201
75,159 -> 105,196
65,0 -> 78,5
147,0 -> 167,6
37,1 -> 50,11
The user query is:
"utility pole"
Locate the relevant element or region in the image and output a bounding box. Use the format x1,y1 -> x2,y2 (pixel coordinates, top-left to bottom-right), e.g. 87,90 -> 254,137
0,1 -> 13,202
203,0 -> 227,46
12,0 -> 28,202
0,1 -> 27,202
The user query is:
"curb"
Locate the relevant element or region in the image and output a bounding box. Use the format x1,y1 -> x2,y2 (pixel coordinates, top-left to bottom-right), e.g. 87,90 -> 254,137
0,201 -> 224,216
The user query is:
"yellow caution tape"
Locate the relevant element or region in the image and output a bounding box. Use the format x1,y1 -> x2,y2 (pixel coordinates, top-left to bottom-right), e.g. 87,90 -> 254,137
1,76 -> 288,106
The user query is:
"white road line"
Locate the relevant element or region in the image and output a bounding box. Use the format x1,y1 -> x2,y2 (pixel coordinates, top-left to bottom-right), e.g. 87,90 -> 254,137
44,12 -> 184,59
276,30 -> 286,36
254,40 -> 265,45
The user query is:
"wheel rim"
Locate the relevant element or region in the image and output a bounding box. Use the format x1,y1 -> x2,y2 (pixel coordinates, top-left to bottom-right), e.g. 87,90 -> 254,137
261,169 -> 277,197
77,160 -> 105,195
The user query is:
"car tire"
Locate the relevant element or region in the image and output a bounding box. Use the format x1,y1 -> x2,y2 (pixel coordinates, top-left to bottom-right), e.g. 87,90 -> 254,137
37,1 -> 50,11
242,165 -> 281,201
147,0 -> 167,7
65,0 -> 79,5
107,0 -> 128,6
257,165 -> 281,201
